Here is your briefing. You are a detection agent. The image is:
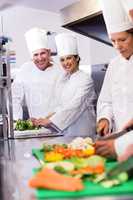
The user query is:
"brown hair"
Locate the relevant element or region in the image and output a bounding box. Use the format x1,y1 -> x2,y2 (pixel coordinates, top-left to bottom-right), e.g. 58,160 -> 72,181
74,55 -> 81,64
127,28 -> 133,34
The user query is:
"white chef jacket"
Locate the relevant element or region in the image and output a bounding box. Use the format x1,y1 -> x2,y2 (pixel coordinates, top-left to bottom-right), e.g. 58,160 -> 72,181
12,61 -> 62,120
50,70 -> 96,138
97,54 -> 133,131
115,131 -> 133,156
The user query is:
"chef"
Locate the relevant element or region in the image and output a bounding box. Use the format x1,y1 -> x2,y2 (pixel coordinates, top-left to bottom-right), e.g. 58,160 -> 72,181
95,0 -> 133,158
33,33 -> 96,138
12,27 -> 62,120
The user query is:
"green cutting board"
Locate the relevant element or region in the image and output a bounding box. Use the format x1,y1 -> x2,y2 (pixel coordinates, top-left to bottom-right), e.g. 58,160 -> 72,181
32,148 -> 133,199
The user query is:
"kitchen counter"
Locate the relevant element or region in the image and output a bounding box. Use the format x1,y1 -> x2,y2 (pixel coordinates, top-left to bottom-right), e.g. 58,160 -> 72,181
0,136 -> 133,200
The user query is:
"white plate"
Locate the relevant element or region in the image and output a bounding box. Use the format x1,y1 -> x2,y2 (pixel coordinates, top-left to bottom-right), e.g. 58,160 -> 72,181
14,127 -> 63,139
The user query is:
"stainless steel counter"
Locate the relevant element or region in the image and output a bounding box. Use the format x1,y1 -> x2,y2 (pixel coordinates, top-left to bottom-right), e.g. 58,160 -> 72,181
0,136 -> 133,200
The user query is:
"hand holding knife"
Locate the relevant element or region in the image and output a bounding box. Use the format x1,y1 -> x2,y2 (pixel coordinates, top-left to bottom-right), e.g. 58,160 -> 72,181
96,126 -> 133,141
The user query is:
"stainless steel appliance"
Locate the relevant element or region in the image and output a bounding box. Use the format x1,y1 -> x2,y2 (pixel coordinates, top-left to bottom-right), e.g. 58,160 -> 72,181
0,36 -> 14,139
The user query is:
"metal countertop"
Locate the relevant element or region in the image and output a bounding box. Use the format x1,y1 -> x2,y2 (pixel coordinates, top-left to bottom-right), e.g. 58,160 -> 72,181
0,136 -> 133,200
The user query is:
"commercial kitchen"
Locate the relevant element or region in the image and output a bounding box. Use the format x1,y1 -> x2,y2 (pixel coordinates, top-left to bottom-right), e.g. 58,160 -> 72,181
0,0 -> 133,200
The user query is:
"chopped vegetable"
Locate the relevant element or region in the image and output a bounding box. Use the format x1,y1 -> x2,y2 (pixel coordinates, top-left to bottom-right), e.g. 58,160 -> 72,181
54,166 -> 67,174
42,144 -> 53,152
45,161 -> 74,172
117,172 -> 128,183
15,119 -> 38,131
45,152 -> 63,162
29,167 -> 84,191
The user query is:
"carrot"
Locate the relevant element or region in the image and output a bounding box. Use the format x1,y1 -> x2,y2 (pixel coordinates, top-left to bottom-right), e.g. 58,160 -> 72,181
93,165 -> 105,174
29,168 -> 84,191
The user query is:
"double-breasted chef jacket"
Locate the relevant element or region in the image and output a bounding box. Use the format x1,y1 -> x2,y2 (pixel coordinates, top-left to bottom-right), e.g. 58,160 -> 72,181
50,69 -> 96,138
12,61 -> 62,120
97,54 -> 133,131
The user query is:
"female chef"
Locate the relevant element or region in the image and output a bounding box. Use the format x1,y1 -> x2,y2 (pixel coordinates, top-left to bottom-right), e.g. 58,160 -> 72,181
95,0 -> 133,158
33,33 -> 96,138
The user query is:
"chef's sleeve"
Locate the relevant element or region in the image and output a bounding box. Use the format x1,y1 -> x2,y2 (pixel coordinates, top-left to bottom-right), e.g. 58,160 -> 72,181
50,76 -> 96,131
12,80 -> 24,120
97,64 -> 113,130
114,131 -> 133,156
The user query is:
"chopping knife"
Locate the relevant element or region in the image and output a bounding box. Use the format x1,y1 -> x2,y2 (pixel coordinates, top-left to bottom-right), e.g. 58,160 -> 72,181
96,127 -> 133,141
106,157 -> 133,178
94,157 -> 133,185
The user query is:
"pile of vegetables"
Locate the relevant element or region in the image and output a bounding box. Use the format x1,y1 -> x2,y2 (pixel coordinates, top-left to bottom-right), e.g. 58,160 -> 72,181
40,138 -> 106,178
29,137 -> 131,191
15,119 -> 39,131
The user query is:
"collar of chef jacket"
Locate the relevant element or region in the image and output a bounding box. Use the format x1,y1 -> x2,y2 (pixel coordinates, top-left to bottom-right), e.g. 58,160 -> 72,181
60,72 -> 71,82
121,54 -> 133,64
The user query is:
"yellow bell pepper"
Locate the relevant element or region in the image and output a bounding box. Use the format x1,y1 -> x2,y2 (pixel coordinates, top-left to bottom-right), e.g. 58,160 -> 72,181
83,146 -> 95,156
45,151 -> 64,162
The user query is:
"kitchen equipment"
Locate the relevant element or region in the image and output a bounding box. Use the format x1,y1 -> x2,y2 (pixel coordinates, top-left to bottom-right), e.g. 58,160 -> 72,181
0,36 -> 14,139
61,0 -> 111,46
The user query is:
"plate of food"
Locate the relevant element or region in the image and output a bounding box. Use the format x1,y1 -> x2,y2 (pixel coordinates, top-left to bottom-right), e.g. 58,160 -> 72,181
13,119 -> 63,139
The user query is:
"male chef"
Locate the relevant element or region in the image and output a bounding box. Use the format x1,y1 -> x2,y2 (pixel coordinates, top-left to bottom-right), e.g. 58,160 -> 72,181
12,27 -> 62,120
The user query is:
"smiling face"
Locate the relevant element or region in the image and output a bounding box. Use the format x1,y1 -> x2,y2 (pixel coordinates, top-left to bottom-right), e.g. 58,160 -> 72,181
60,55 -> 79,74
32,48 -> 51,70
110,31 -> 133,59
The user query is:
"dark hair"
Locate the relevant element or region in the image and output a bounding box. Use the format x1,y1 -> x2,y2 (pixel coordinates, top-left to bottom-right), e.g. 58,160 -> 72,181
74,55 -> 80,64
127,28 -> 133,34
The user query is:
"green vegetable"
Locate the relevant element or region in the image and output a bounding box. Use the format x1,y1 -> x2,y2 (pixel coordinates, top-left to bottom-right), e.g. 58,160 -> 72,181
86,155 -> 106,167
70,157 -> 88,169
62,144 -> 68,148
54,165 -> 67,174
117,172 -> 128,183
101,179 -> 119,188
42,144 -> 53,152
15,119 -> 39,131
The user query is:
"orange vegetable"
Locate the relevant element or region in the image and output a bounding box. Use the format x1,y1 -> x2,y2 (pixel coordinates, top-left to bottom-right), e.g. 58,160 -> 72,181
93,164 -> 105,174
29,168 -> 84,191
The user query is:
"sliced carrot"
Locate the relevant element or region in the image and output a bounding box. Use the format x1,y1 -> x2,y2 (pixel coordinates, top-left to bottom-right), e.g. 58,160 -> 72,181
93,165 -> 105,174
29,168 -> 84,191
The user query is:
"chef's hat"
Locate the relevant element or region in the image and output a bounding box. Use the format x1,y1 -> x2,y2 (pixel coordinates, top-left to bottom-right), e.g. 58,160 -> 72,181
100,0 -> 133,34
55,33 -> 78,57
121,0 -> 133,21
25,27 -> 48,56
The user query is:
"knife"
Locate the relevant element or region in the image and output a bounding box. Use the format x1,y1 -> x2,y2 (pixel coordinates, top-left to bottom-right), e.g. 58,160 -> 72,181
97,127 -> 133,141
106,157 -> 133,178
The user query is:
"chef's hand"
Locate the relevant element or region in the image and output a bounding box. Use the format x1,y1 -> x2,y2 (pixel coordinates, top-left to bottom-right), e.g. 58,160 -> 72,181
95,139 -> 116,159
31,118 -> 51,127
118,144 -> 133,162
122,119 -> 133,131
46,112 -> 55,119
96,118 -> 110,136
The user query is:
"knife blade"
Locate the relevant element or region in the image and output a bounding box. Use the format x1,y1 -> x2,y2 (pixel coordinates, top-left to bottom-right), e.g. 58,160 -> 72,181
97,128 -> 132,141
106,157 -> 133,178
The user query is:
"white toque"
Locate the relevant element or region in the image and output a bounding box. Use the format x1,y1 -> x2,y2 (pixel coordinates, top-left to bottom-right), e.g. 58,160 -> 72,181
25,27 -> 48,57
55,33 -> 78,57
100,0 -> 133,34
121,0 -> 133,22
